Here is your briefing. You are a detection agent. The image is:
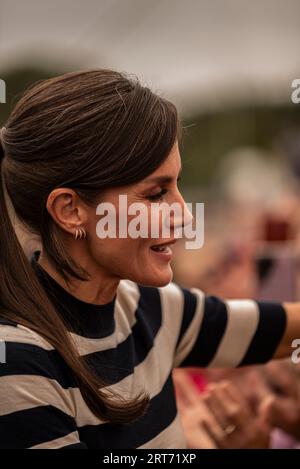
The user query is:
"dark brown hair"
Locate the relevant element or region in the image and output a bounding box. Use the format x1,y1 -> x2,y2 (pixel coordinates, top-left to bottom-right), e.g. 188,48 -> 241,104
0,70 -> 180,423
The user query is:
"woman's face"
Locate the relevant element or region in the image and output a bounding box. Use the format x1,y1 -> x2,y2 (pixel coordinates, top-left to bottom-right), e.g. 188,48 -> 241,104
85,142 -> 192,287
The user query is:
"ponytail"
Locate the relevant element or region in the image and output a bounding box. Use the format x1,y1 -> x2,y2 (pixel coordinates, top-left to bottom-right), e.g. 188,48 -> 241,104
0,129 -> 149,424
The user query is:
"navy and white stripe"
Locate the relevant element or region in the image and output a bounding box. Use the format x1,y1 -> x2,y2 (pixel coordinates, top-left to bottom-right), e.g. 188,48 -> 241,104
0,255 -> 286,448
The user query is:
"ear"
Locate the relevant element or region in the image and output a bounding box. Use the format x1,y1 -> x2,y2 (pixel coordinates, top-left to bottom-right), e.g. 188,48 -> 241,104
46,188 -> 87,235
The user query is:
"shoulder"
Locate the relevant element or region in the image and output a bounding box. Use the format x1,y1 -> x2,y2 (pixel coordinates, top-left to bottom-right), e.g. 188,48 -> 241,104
0,317 -> 54,352
117,279 -> 182,316
118,278 -> 203,303
117,279 -> 204,316
117,280 -> 204,342
0,319 -> 75,388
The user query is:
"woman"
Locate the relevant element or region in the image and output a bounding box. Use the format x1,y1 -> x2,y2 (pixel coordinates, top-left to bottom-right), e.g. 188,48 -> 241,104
0,70 -> 298,449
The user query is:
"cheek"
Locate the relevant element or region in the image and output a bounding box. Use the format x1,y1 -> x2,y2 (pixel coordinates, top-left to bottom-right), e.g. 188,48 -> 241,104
87,205 -> 156,272
87,229 -> 173,286
89,233 -> 150,268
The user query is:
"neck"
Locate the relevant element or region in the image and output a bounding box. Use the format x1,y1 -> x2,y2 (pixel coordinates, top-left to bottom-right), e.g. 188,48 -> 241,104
37,249 -> 120,305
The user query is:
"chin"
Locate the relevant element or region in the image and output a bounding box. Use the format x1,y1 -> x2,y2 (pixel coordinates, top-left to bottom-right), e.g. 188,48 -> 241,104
138,267 -> 173,288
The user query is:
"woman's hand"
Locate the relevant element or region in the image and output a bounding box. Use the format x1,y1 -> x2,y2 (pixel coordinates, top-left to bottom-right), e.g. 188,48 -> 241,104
260,362 -> 300,440
174,370 -> 271,448
202,380 -> 271,448
179,401 -> 220,449
174,369 -> 221,448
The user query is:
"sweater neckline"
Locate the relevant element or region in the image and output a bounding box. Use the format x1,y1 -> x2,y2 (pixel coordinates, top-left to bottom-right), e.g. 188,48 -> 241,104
31,251 -> 117,339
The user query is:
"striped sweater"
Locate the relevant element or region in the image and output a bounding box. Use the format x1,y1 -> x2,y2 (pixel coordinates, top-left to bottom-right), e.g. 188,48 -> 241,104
0,252 -> 286,449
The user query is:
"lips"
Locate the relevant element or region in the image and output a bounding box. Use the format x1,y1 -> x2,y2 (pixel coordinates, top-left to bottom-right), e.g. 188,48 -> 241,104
150,239 -> 177,252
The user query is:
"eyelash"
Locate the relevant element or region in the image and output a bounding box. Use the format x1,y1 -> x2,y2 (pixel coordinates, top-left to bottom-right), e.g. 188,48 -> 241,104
147,177 -> 182,201
147,189 -> 168,201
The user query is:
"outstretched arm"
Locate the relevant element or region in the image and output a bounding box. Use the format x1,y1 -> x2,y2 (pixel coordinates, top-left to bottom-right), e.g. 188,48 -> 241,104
166,283 -> 297,368
275,302 -> 300,359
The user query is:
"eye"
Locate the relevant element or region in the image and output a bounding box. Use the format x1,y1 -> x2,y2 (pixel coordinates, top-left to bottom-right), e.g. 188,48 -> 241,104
147,189 -> 168,201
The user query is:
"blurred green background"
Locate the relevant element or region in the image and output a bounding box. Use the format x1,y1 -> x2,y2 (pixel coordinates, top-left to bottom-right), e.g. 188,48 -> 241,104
1,0 -> 300,193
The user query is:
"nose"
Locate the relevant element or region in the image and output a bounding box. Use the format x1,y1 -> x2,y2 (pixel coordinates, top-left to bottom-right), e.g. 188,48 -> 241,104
171,191 -> 194,232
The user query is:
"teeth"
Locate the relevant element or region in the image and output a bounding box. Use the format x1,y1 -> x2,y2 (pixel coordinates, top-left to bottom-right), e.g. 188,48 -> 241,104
151,245 -> 170,252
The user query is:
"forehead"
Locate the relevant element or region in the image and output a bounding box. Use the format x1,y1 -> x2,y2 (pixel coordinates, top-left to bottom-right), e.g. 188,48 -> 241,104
149,141 -> 181,177
103,142 -> 182,199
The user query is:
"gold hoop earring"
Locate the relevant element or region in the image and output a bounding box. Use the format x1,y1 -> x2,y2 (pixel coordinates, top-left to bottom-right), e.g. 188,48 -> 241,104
74,227 -> 87,240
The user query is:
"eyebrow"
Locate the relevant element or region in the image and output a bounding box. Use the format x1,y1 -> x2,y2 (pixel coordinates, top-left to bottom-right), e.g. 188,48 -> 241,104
144,167 -> 182,185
